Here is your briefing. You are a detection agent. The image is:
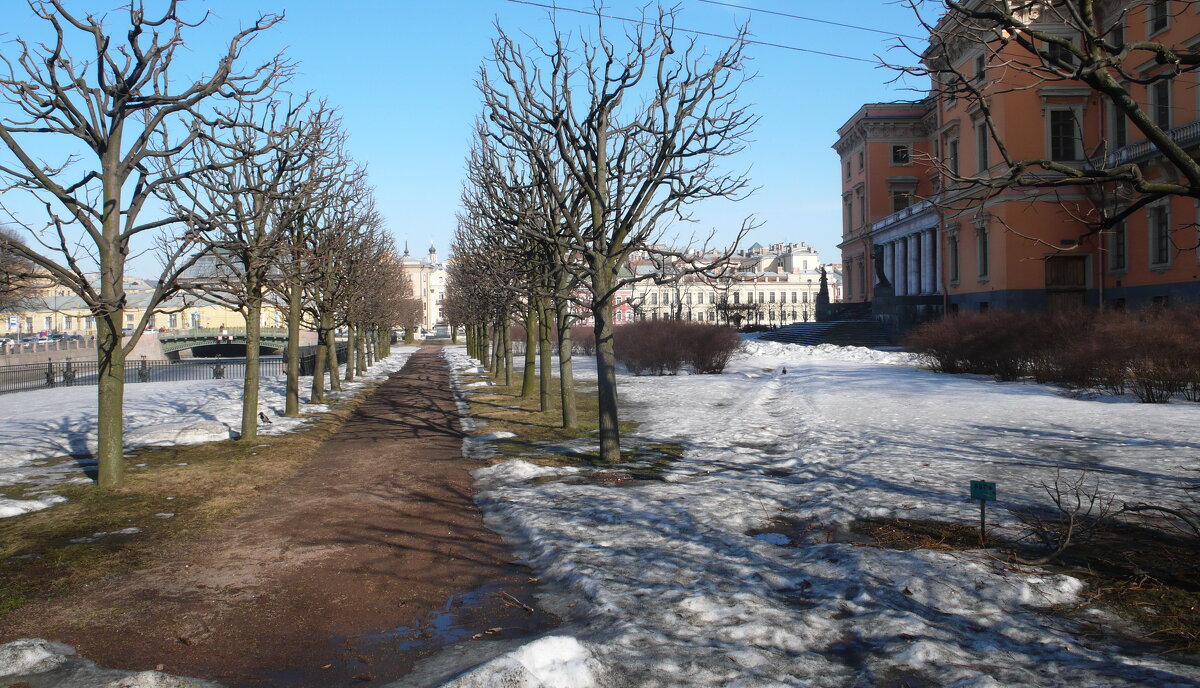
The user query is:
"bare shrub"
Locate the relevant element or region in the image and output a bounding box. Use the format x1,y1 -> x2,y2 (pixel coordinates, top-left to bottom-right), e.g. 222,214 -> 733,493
683,323 -> 742,374
1009,471 -> 1119,565
614,321 -> 685,375
571,326 -> 596,356
614,321 -> 739,375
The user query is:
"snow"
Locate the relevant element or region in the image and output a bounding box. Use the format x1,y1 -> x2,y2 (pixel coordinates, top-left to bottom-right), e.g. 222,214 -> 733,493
0,638 -> 73,677
443,343 -> 1200,687
437,635 -> 604,688
0,493 -> 67,518
0,638 -> 219,686
0,348 -> 417,517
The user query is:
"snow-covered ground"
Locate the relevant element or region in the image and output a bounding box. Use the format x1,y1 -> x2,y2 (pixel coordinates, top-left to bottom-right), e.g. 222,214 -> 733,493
440,342 -> 1200,687
0,348 -> 417,517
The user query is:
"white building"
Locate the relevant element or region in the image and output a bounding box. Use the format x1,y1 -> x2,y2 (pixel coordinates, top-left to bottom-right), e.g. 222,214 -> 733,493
398,243 -> 449,331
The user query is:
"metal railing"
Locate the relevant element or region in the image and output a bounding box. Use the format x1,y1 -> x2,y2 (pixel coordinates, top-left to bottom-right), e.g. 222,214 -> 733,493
0,357 -> 286,395
1106,119 -> 1200,166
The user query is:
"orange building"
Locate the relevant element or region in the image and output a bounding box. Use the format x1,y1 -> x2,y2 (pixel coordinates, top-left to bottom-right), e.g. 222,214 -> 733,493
836,1 -> 1200,318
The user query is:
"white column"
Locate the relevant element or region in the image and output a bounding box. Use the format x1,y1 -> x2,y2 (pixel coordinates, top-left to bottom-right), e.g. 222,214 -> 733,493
895,240 -> 907,296
907,234 -> 919,296
883,242 -> 894,287
933,229 -> 943,293
922,230 -> 935,294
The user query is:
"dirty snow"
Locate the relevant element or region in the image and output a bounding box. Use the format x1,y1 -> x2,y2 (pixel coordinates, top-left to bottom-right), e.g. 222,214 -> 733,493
443,342 -> 1200,687
0,348 -> 416,517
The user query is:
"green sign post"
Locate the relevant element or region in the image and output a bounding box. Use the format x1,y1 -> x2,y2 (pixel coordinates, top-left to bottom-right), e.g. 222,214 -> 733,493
970,480 -> 997,544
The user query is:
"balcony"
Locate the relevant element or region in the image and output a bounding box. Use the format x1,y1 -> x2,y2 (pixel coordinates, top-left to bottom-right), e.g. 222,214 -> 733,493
1106,119 -> 1200,167
870,199 -> 933,233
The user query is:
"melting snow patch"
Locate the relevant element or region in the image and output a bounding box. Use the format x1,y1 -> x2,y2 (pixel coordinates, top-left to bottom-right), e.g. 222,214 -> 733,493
0,494 -> 66,519
69,527 -> 142,544
0,638 -> 73,677
439,635 -> 603,688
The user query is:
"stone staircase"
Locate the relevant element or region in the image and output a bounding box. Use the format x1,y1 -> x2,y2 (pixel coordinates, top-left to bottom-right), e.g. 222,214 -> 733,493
760,320 -> 892,347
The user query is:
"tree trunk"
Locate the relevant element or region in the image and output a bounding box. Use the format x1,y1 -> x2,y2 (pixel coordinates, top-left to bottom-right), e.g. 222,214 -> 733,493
503,318 -> 514,387
284,275 -> 302,417
95,301 -> 125,487
95,162 -> 127,488
538,297 -> 553,412
325,326 -> 340,391
521,301 -> 537,398
311,325 -> 327,404
357,327 -> 367,373
555,294 -> 577,429
450,324 -> 458,344
344,322 -> 356,382
592,267 -> 620,462
240,283 -> 262,440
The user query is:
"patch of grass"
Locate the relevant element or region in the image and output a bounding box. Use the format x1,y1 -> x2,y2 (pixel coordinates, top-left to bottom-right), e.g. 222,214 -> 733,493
1054,522 -> 1200,653
851,517 -> 1200,654
460,369 -> 688,474
0,384 -> 380,623
851,517 -> 985,551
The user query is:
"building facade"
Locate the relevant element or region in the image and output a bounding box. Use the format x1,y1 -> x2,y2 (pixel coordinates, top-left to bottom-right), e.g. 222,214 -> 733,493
572,241 -> 839,328
837,1 -> 1200,316
398,243 -> 449,331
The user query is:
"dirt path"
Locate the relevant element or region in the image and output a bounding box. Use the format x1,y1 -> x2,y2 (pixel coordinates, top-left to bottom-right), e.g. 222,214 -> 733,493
0,346 -> 556,686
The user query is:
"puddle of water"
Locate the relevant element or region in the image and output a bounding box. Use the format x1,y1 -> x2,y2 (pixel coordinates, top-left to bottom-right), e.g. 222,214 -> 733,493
254,581 -> 558,687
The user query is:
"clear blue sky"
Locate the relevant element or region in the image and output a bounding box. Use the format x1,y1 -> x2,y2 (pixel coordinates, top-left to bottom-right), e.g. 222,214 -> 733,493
3,1 -> 931,272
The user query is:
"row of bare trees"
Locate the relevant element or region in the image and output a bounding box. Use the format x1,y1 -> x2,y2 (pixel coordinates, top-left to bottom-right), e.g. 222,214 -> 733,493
447,6 -> 757,462
0,2 -> 418,487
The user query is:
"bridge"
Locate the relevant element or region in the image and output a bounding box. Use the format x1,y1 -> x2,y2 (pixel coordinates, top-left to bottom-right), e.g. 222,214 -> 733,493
159,327 -> 290,356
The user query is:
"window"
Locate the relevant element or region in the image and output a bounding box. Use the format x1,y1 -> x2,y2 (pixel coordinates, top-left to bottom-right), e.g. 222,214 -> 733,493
974,54 -> 985,82
1149,204 -> 1171,266
650,293 -> 658,305
949,234 -> 961,283
1046,39 -> 1075,66
891,145 -> 910,165
169,313 -> 178,328
802,291 -> 810,303
843,194 -> 853,233
769,292 -> 776,303
1108,223 -> 1127,271
946,137 -> 959,175
1049,109 -> 1079,161
733,292 -> 740,305
791,291 -> 797,303
126,313 -> 135,324
845,159 -> 850,179
1149,0 -> 1169,34
44,316 -> 52,330
757,292 -> 765,304
709,293 -> 715,304
976,122 -> 989,171
1109,100 -> 1127,149
857,150 -> 864,170
64,316 -> 72,330
891,190 -> 912,213
1152,80 -> 1171,130
976,226 -> 990,279
856,188 -> 865,225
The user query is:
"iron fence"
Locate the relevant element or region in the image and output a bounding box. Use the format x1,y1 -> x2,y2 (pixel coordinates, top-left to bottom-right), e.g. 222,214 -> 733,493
0,357 -> 286,395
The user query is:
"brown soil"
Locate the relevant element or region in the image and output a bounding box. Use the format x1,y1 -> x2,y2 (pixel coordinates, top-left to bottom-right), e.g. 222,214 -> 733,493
0,346 -> 557,686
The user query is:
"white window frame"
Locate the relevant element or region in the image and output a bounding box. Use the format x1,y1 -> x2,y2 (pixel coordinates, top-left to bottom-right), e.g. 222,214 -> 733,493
1046,106 -> 1084,162
1148,202 -> 1172,268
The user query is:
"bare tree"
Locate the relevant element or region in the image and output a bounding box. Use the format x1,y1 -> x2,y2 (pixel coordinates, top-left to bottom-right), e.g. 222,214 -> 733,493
166,97 -> 329,440
898,0 -> 1200,245
480,7 -> 757,460
0,226 -> 40,313
0,1 -> 288,486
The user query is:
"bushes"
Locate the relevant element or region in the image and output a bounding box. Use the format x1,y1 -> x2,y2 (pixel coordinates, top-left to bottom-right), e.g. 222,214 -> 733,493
904,308 -> 1200,403
614,321 -> 742,375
